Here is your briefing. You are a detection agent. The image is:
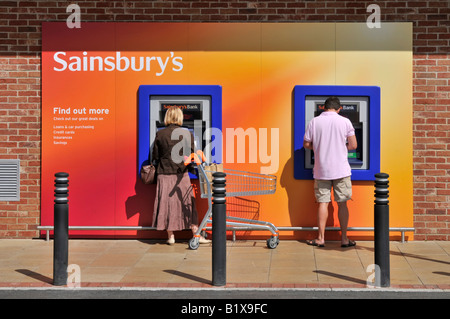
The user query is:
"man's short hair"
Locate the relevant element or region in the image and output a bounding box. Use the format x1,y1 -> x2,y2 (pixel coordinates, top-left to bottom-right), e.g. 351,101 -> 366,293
324,96 -> 341,110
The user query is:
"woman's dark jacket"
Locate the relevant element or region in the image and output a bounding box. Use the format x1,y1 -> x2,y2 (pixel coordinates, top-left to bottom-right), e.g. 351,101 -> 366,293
152,124 -> 195,175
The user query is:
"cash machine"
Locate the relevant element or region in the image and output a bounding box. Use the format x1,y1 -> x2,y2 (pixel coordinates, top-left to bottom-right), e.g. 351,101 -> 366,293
149,95 -> 211,159
294,85 -> 380,181
138,85 -> 222,178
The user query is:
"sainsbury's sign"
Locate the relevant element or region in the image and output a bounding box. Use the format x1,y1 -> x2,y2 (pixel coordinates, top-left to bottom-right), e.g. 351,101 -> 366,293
53,51 -> 184,76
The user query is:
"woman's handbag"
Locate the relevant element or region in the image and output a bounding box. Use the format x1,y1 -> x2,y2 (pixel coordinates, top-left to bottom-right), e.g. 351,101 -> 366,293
140,163 -> 156,184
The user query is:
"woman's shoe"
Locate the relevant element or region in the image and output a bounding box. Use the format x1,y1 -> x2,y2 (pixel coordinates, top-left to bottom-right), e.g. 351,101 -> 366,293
198,237 -> 211,244
167,237 -> 175,245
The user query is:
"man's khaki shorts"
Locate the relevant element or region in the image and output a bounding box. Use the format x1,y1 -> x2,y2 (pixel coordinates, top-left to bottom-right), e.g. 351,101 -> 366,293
314,176 -> 352,203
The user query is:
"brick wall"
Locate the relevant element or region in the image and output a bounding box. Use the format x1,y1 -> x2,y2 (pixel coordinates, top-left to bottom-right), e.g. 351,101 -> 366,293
0,0 -> 448,240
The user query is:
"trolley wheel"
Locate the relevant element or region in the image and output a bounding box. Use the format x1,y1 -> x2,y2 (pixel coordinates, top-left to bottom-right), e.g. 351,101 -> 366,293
266,236 -> 279,249
189,237 -> 200,250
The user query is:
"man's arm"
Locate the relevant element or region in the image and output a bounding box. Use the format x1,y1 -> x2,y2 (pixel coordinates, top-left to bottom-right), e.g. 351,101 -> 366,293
303,139 -> 313,150
347,135 -> 357,151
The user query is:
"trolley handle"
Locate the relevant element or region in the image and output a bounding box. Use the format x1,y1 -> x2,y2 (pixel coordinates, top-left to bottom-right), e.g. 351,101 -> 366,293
184,150 -> 207,166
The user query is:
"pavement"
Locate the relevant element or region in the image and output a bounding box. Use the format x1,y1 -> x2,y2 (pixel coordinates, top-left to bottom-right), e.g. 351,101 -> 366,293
0,238 -> 449,294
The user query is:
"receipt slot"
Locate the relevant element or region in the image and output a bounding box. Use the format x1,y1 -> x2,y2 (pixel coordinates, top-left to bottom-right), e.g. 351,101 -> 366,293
294,85 -> 380,181
138,85 -> 222,178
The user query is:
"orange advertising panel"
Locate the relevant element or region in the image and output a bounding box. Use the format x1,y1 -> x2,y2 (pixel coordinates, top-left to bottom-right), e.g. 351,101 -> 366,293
42,23 -> 412,240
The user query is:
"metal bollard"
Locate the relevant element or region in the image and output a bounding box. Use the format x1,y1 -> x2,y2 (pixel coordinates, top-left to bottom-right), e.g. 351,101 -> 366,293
374,172 -> 390,287
53,172 -> 69,286
212,171 -> 226,287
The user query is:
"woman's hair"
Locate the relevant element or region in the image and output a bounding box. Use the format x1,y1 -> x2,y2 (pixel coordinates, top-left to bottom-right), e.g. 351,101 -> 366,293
164,106 -> 183,126
324,96 -> 341,110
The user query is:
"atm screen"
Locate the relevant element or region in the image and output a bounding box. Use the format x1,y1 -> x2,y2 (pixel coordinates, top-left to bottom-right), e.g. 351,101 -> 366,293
338,103 -> 359,123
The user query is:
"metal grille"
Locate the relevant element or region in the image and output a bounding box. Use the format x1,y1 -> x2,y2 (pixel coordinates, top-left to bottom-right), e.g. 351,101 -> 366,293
0,159 -> 20,201
198,167 -> 277,198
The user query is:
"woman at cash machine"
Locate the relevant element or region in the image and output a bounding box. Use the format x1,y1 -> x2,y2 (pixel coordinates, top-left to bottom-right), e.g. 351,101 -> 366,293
151,106 -> 210,245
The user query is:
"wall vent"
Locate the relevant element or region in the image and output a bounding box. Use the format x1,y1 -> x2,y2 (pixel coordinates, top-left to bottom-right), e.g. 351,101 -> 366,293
0,159 -> 20,201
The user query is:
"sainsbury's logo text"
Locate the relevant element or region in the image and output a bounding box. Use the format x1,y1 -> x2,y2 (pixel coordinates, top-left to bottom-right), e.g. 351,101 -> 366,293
53,51 -> 183,76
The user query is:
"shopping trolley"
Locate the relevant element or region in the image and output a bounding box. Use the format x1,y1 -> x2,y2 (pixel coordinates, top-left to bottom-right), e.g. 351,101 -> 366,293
187,153 -> 279,250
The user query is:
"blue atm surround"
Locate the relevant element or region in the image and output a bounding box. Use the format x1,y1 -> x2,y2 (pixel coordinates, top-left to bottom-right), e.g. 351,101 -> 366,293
293,85 -> 380,181
138,85 -> 222,177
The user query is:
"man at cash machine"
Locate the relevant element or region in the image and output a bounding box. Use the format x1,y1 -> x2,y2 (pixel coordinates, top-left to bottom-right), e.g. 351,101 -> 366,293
303,96 -> 357,248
